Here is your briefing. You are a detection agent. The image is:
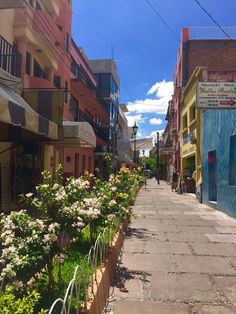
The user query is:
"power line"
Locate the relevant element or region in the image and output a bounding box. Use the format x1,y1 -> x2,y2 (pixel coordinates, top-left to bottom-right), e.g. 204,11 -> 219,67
144,0 -> 180,42
193,0 -> 232,39
23,5 -> 72,78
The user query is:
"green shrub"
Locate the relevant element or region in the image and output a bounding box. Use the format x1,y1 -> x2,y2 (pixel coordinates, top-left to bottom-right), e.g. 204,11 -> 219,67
0,286 -> 46,314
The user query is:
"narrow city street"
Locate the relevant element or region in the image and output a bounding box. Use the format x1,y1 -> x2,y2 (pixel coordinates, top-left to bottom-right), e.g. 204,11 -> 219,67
105,179 -> 236,314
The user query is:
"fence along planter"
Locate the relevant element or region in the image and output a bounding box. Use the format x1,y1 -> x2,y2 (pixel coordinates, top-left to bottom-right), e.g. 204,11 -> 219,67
84,219 -> 128,314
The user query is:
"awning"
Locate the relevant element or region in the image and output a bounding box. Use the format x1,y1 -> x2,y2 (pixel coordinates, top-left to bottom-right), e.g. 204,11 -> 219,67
0,83 -> 58,139
63,121 -> 96,148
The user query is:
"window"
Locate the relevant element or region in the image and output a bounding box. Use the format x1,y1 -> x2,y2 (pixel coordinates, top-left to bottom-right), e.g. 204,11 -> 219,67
64,81 -> 68,103
53,75 -> 61,89
70,96 -> 79,121
182,113 -> 187,130
35,1 -> 42,10
71,58 -> 79,78
57,25 -> 63,32
190,104 -> 196,122
229,135 -> 236,186
66,33 -> 70,53
26,52 -> 31,75
33,60 -> 46,79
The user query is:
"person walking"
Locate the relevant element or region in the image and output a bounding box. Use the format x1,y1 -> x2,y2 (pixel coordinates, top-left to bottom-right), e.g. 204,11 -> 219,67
155,171 -> 160,185
171,170 -> 178,192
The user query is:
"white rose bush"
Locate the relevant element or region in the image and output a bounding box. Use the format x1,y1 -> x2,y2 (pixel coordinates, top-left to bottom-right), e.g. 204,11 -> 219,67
0,164 -> 142,312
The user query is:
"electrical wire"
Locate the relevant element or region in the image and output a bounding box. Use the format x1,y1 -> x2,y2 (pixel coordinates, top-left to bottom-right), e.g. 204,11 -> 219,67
144,0 -> 180,42
30,0 -> 72,64
193,0 -> 232,39
20,0 -> 73,79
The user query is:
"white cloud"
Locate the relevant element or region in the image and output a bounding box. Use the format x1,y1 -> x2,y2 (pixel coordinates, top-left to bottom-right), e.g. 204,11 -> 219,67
147,80 -> 173,98
126,114 -> 146,127
149,117 -> 163,125
150,129 -> 165,144
127,80 -> 173,115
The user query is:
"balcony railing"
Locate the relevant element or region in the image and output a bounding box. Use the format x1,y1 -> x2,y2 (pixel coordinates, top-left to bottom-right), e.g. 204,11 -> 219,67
71,60 -> 109,113
75,108 -> 109,143
189,27 -> 236,40
0,35 -> 22,77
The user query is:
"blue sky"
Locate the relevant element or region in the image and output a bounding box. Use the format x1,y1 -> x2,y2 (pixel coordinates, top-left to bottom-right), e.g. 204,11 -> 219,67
72,0 -> 236,140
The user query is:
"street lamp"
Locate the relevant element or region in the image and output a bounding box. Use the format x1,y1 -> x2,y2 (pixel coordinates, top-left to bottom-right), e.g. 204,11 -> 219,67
156,132 -> 160,184
132,122 -> 138,163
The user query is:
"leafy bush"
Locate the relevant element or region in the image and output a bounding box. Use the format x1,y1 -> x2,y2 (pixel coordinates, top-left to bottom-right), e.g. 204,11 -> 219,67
0,286 -> 46,314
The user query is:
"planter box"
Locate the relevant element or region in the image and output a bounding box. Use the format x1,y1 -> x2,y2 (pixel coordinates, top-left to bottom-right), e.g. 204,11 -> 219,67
85,219 -> 128,314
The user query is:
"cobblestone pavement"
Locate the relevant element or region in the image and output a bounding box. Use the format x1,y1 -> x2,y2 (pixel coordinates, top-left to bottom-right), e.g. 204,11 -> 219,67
104,179 -> 236,314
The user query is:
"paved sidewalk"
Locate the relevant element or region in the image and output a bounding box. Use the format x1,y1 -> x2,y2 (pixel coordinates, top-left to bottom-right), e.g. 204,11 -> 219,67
105,179 -> 236,314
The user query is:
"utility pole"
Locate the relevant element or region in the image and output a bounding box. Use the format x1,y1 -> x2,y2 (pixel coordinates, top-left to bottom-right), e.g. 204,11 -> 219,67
156,132 -> 160,184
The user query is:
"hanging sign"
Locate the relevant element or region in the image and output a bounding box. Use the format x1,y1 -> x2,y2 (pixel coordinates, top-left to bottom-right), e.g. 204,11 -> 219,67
197,82 -> 236,109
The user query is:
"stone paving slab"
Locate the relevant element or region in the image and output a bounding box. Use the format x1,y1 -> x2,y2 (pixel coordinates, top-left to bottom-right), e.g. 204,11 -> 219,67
123,239 -> 145,253
147,241 -> 192,255
166,231 -> 210,242
213,276 -> 236,304
190,242 -> 236,256
113,301 -> 190,314
172,219 -> 220,226
150,273 -> 221,302
206,234 -> 236,243
215,226 -> 236,234
175,255 -> 236,274
176,225 -> 217,233
195,304 -> 236,313
121,253 -> 176,273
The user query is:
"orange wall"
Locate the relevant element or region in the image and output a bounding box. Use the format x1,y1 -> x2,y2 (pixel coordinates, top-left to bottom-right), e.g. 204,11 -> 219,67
63,147 -> 94,177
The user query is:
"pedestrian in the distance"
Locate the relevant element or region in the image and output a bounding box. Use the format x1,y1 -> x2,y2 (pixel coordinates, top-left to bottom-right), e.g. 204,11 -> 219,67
171,170 -> 178,192
155,172 -> 160,185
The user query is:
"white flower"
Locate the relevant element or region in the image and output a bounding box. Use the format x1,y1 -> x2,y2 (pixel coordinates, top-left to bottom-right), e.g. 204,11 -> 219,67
43,234 -> 50,243
109,199 -> 117,207
1,264 -> 16,278
52,183 -> 60,190
25,192 -> 33,198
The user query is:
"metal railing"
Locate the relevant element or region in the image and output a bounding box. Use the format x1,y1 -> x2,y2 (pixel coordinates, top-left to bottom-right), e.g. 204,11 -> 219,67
0,35 -> 22,77
189,27 -> 236,40
48,227 -> 115,314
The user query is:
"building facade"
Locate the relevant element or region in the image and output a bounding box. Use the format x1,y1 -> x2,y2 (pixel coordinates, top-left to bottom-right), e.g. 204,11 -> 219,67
169,27 -> 236,177
201,70 -> 236,217
180,67 -> 203,196
88,59 -> 120,170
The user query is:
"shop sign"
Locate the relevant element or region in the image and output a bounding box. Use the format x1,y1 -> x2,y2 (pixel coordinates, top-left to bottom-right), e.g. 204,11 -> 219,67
197,82 -> 236,109
161,148 -> 173,155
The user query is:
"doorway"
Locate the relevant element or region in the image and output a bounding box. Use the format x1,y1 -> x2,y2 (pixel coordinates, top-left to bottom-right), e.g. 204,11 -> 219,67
208,150 -> 217,202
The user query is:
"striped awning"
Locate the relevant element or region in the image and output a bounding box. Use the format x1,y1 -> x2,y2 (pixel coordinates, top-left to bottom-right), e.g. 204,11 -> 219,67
0,83 -> 58,139
63,121 -> 96,147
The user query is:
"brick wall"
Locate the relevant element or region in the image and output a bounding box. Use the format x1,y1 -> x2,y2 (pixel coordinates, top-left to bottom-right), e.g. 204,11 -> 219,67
187,40 -> 236,82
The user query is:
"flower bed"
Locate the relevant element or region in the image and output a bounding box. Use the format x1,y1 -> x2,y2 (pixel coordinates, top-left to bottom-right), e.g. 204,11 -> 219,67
0,165 -> 142,313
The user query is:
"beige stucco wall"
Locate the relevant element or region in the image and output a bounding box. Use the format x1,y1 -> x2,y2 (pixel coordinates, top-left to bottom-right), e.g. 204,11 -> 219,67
0,143 -> 12,164
0,10 -> 14,43
44,144 -> 54,174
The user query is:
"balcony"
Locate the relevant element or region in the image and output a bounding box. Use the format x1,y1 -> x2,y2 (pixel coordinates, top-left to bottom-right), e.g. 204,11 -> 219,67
71,60 -> 109,113
14,5 -> 63,69
75,108 -> 109,143
0,35 -> 21,78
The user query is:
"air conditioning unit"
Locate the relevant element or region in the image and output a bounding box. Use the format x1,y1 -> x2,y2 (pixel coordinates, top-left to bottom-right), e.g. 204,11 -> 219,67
0,0 -> 25,9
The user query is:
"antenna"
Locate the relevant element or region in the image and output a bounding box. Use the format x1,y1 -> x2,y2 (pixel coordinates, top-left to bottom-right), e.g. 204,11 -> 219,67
111,43 -> 114,60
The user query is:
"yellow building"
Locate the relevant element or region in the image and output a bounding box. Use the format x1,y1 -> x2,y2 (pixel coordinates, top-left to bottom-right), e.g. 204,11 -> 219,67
180,67 -> 206,194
